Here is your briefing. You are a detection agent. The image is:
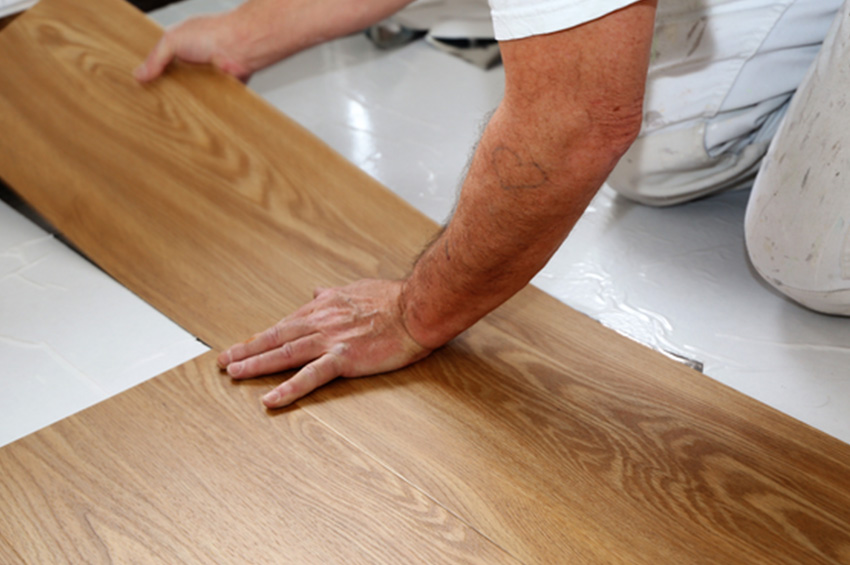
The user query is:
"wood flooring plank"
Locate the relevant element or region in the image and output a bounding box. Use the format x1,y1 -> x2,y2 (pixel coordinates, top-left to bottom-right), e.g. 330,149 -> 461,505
304,310 -> 850,563
0,352 -> 518,564
1,0 -> 850,563
0,0 -> 435,350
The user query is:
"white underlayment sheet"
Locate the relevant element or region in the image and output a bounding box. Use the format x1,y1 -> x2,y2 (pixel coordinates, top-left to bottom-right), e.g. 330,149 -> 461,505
0,0 -> 37,19
0,200 -> 208,447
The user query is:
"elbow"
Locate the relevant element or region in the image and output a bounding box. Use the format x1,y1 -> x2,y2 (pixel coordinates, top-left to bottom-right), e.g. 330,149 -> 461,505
580,102 -> 644,175
505,91 -> 644,179
538,104 -> 644,191
598,108 -> 643,160
485,93 -> 645,204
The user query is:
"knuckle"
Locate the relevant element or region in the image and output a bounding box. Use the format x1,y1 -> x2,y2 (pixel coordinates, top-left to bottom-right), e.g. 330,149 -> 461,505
154,37 -> 173,57
268,324 -> 283,346
280,378 -> 301,399
301,362 -> 320,383
279,340 -> 295,360
330,342 -> 349,358
327,349 -> 348,376
239,357 -> 257,376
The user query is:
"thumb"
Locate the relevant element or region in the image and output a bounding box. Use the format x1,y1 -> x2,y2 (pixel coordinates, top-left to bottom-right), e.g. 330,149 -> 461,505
133,36 -> 176,82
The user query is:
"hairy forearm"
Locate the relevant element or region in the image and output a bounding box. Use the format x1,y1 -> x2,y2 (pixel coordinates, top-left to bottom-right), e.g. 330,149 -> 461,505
228,0 -> 415,71
212,1 -> 656,402
399,1 -> 656,349
401,106 -> 624,349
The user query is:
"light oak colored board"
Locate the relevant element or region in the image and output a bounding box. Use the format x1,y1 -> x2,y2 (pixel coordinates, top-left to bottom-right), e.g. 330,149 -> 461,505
0,352 -> 518,564
306,297 -> 850,563
1,0 -> 850,563
0,0 -> 434,350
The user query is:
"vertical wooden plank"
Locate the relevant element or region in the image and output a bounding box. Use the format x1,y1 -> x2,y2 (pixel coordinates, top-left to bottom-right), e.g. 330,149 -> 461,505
0,0 -> 435,350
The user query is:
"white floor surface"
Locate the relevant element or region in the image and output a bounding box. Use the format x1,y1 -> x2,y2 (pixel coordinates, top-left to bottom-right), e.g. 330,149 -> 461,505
0,200 -> 208,447
1,0 -> 848,448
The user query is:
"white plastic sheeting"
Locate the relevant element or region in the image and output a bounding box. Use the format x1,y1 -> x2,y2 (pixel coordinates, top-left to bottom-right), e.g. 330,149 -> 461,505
0,0 -> 37,19
0,200 -> 208,447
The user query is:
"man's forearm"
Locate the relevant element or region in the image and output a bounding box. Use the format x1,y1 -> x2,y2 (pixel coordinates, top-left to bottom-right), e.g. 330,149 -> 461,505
228,0 -> 416,71
400,106 -> 623,349
399,2 -> 657,350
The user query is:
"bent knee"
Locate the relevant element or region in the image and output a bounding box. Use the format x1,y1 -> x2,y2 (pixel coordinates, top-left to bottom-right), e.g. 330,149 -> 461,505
745,224 -> 850,316
746,171 -> 850,316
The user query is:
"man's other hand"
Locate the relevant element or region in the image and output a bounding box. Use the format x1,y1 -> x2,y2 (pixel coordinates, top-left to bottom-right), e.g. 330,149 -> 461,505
134,13 -> 253,83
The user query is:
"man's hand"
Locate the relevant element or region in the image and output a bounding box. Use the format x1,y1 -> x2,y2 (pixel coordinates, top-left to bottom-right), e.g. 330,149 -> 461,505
133,0 -> 418,84
134,13 -> 254,83
150,0 -> 655,412
217,279 -> 432,409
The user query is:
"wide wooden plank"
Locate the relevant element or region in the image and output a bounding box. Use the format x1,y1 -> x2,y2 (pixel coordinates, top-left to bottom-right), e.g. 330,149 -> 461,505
306,300 -> 850,563
1,0 -> 850,563
0,0 -> 433,351
0,352 -> 517,564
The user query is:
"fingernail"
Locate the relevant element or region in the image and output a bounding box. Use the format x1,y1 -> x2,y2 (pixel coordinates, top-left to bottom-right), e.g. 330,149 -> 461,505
216,351 -> 231,370
227,361 -> 243,377
262,390 -> 280,407
132,65 -> 144,80
264,383 -> 292,408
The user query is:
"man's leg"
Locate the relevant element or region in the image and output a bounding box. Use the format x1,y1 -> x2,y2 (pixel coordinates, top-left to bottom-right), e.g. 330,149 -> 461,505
608,0 -> 841,205
746,0 -> 850,314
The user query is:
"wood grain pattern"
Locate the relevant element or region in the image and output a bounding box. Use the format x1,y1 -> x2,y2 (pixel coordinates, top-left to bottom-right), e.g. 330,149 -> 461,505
307,311 -> 850,563
0,0 -> 434,350
1,0 -> 850,563
0,352 -> 517,564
